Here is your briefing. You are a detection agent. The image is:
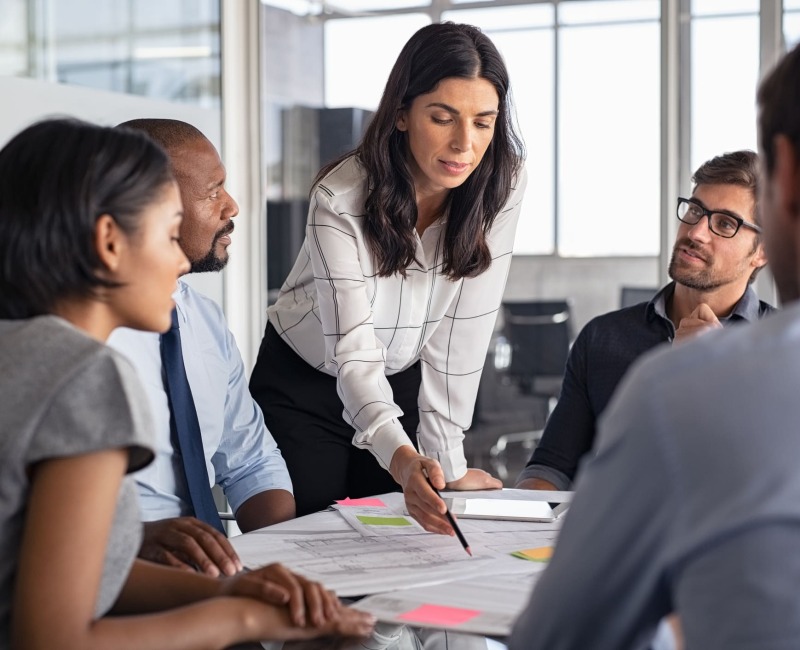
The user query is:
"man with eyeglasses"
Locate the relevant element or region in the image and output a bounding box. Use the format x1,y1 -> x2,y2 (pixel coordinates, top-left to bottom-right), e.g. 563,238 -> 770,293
516,149 -> 774,493
512,42 -> 800,650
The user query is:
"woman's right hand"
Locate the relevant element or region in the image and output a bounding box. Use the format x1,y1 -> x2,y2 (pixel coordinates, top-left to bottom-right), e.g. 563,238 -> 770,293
390,447 -> 503,534
238,597 -> 376,643
224,564 -> 376,643
389,447 -> 455,535
221,563 -> 342,628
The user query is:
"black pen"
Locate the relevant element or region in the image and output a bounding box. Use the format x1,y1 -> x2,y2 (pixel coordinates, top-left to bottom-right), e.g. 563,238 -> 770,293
423,470 -> 472,557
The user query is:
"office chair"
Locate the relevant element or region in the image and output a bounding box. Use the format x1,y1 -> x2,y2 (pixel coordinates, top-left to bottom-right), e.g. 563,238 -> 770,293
488,300 -> 573,480
620,286 -> 659,308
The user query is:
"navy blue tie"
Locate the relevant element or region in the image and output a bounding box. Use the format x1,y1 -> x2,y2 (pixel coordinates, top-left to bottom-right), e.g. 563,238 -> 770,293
160,308 -> 225,534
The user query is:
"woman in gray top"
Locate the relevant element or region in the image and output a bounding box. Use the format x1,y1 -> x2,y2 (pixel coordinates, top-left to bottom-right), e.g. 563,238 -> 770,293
0,119 -> 374,649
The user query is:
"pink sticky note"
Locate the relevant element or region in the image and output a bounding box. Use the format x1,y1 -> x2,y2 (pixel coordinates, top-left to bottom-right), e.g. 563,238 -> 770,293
336,497 -> 388,507
398,604 -> 480,627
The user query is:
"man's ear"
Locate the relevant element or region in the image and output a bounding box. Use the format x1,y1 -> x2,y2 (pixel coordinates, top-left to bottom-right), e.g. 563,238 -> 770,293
772,134 -> 800,222
94,214 -> 126,276
751,241 -> 768,271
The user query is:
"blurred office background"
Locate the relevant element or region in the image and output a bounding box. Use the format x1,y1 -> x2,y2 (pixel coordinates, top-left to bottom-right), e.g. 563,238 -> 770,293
1,0 -> 798,479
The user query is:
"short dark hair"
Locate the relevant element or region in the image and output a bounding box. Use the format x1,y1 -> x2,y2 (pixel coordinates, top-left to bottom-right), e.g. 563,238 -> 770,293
0,118 -> 174,319
757,42 -> 800,175
315,22 -> 525,280
692,150 -> 760,224
117,118 -> 206,154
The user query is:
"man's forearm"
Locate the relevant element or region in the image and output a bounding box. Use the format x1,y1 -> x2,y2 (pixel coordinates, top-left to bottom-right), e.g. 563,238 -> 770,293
235,489 -> 296,533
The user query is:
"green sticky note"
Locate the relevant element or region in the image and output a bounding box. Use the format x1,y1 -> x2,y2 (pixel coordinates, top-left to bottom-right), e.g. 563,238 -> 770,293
356,515 -> 413,527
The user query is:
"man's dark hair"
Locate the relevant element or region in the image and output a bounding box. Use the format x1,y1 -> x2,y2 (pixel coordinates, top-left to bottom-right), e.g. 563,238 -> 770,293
117,118 -> 206,154
757,42 -> 800,175
315,22 -> 525,281
693,150 -> 760,223
0,118 -> 174,319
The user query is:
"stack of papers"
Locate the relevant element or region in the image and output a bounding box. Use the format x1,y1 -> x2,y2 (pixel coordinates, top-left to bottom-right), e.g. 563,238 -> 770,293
231,490 -> 569,636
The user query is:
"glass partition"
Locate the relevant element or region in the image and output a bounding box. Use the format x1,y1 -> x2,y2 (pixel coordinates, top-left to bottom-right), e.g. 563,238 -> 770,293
0,0 -> 220,107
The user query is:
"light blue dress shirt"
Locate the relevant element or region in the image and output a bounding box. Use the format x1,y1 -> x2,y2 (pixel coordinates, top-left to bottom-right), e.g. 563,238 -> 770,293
109,279 -> 292,521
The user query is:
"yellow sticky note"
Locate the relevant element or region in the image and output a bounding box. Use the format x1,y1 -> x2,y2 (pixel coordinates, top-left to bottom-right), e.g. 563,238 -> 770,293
511,546 -> 553,562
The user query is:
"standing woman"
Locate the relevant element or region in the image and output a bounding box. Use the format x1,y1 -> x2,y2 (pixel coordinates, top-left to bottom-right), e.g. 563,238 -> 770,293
0,118 -> 373,650
250,22 -> 527,531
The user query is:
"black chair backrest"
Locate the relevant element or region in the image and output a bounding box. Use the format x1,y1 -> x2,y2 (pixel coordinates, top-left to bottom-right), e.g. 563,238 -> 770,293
502,300 -> 572,388
620,286 -> 659,308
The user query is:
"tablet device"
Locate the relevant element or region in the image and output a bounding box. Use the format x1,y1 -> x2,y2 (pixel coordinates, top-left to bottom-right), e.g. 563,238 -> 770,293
443,498 -> 567,523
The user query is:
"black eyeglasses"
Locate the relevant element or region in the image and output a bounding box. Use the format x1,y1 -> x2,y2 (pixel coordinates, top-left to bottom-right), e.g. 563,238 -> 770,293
676,197 -> 761,238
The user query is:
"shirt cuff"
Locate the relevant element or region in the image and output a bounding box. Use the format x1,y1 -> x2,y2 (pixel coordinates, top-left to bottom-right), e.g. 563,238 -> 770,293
515,463 -> 573,491
369,421 -> 416,472
430,445 -> 468,483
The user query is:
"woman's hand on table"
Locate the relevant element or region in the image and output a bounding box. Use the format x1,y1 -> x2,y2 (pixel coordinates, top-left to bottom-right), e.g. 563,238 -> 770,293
221,562 -> 341,628
220,563 -> 375,643
446,468 -> 503,491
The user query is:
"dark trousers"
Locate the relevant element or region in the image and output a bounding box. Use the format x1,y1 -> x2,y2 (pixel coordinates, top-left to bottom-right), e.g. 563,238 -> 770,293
249,323 -> 421,517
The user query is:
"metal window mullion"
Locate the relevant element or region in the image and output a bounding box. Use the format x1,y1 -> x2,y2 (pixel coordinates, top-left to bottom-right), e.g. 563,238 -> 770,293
221,0 -> 263,369
760,0 -> 784,73
755,0 -> 783,305
659,0 -> 682,285
553,1 -> 560,255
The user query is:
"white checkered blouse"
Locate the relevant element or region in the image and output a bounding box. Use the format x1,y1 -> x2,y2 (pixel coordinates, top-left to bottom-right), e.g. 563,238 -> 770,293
268,155 -> 527,481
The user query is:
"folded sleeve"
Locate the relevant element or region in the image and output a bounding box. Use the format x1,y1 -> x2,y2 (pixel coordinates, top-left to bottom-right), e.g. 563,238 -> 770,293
418,169 -> 527,480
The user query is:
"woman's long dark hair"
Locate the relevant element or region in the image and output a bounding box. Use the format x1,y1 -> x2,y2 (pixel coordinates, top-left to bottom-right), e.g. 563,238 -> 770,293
314,22 -> 525,280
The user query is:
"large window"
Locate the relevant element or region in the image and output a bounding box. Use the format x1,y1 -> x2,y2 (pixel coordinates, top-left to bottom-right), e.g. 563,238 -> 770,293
556,1 -> 660,256
324,14 -> 430,110
690,0 -> 759,173
786,0 -> 800,48
0,0 -> 221,107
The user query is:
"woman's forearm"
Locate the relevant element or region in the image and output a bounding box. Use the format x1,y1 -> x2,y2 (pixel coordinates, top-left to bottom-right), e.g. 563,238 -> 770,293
111,559 -> 225,614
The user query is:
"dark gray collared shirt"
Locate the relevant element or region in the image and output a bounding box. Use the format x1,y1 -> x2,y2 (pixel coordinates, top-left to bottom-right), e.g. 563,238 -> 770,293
518,282 -> 775,490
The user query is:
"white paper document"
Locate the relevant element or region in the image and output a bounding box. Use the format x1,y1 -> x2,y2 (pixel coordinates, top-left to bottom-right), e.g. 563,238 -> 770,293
232,521 -> 559,598
232,530 -> 504,597
355,569 -> 544,637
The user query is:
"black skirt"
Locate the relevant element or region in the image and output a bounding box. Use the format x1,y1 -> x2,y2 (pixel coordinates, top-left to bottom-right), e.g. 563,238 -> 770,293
249,322 -> 421,516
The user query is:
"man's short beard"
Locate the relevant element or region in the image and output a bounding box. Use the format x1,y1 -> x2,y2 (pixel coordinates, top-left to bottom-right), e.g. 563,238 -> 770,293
191,247 -> 229,273
190,225 -> 233,273
668,249 -> 724,292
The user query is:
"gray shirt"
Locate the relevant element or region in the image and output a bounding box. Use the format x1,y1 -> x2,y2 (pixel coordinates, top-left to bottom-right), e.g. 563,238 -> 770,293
511,303 -> 800,650
0,317 -> 154,648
